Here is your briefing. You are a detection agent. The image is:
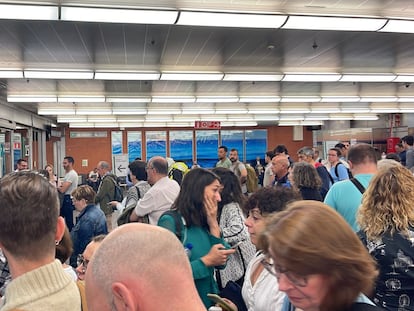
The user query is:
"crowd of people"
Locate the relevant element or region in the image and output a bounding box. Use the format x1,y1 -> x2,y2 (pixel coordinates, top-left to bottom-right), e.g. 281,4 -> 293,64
1,138 -> 413,311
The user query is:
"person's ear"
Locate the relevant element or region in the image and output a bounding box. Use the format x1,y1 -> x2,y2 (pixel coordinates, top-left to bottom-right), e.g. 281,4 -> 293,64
112,282 -> 136,311
55,216 -> 65,243
348,160 -> 353,170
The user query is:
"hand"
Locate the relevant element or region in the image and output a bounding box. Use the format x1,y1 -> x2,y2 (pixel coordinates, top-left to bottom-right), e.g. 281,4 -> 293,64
108,201 -> 118,207
221,298 -> 238,311
201,244 -> 236,267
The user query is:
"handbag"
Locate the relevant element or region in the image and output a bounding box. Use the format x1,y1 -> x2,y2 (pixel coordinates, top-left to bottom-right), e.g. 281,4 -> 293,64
219,280 -> 247,311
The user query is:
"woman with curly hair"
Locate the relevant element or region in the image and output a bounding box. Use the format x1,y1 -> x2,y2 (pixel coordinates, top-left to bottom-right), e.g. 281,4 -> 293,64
358,165 -> 414,311
288,162 -> 323,201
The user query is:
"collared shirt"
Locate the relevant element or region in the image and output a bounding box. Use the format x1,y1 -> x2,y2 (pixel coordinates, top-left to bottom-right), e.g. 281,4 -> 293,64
216,158 -> 232,169
134,176 -> 180,225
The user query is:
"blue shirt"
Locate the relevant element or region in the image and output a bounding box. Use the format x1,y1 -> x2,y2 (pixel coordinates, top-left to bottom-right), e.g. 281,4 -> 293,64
324,174 -> 374,231
70,204 -> 108,267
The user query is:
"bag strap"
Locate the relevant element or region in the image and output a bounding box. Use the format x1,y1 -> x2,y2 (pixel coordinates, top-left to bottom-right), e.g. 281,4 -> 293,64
350,178 -> 366,194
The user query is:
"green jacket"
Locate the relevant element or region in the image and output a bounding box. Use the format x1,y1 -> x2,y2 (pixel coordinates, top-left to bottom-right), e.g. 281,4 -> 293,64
95,173 -> 117,215
158,212 -> 229,308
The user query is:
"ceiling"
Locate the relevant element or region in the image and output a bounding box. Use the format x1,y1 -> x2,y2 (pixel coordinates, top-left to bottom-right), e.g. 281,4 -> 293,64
2,0 -> 414,128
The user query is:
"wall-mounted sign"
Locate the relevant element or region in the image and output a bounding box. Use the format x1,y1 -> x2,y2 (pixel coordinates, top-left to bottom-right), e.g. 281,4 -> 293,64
70,131 -> 108,138
194,121 -> 221,129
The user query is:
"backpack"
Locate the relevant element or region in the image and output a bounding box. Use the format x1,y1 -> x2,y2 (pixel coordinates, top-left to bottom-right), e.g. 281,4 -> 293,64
245,164 -> 258,193
168,162 -> 189,185
334,162 -> 353,180
108,176 -> 124,202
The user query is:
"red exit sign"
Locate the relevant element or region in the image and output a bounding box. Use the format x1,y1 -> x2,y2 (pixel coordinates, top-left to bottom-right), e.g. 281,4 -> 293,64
194,121 -> 221,129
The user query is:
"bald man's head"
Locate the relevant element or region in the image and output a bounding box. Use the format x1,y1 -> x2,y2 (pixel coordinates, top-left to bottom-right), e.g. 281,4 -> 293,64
85,223 -> 197,311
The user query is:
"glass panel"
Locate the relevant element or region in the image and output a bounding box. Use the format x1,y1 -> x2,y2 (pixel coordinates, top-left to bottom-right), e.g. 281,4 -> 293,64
111,131 -> 123,154
221,130 -> 244,162
245,129 -> 267,165
196,130 -> 219,168
146,131 -> 166,161
127,131 -> 142,162
170,130 -> 193,167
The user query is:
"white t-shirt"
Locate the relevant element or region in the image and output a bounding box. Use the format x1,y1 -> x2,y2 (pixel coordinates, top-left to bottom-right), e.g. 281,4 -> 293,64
242,252 -> 286,311
63,169 -> 78,195
263,163 -> 274,187
134,176 -> 180,225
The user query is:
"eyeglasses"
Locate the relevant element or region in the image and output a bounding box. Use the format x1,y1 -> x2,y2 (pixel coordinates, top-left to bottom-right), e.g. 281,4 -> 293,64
77,254 -> 89,269
261,257 -> 308,287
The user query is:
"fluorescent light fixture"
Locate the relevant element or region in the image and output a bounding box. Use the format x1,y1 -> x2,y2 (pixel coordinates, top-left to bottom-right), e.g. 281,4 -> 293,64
147,103 -> 181,114
95,71 -> 160,80
76,105 -> 112,114
310,103 -> 340,113
399,103 -> 414,113
215,104 -> 247,114
182,108 -> 215,114
0,69 -> 23,78
112,108 -> 147,115
177,11 -> 287,28
143,122 -> 167,127
247,103 -> 278,113
305,115 -> 330,120
278,120 -> 323,126
119,123 -> 144,128
341,103 -> 370,113
58,96 -> 105,102
283,16 -> 387,31
280,97 -> 320,103
360,96 -> 398,102
117,116 -> 145,122
174,115 -> 201,121
87,117 -> 117,123
145,116 -> 173,121
340,74 -> 396,82
199,115 -> 228,121
370,103 -> 399,113
283,73 -> 341,82
8,95 -> 57,102
329,114 -> 354,120
239,96 -> 280,102
253,114 -> 280,121
61,6 -> 178,24
94,123 -> 119,128
223,73 -> 283,81
398,97 -> 414,102
38,107 -> 75,115
69,123 -> 94,128
227,115 -> 254,121
320,96 -> 360,102
106,97 -> 150,103
196,96 -> 238,103
166,122 -> 193,127
394,75 -> 414,82
24,69 -> 94,79
221,122 -> 258,127
353,114 -> 379,120
279,115 -> 305,121
152,96 -> 196,103
160,72 -> 224,81
57,116 -> 87,123
379,19 -> 414,33
0,4 -> 58,20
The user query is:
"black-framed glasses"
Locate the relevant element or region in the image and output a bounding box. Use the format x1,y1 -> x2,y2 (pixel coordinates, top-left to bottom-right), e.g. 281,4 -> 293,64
261,257 -> 308,287
77,254 -> 89,269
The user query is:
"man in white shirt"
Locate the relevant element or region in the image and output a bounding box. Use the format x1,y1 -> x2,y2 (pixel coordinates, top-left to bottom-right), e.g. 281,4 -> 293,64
130,156 -> 180,225
58,156 -> 78,231
263,150 -> 275,187
229,148 -> 248,195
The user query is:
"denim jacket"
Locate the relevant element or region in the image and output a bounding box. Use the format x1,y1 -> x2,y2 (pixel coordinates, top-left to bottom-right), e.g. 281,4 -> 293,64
70,204 -> 108,267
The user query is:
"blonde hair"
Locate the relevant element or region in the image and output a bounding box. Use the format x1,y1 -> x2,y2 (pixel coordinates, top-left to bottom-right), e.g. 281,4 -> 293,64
358,165 -> 414,240
260,201 -> 378,311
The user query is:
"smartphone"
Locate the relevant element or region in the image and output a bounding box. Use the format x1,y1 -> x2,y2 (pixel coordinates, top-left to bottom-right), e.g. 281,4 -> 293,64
207,293 -> 236,311
230,241 -> 243,249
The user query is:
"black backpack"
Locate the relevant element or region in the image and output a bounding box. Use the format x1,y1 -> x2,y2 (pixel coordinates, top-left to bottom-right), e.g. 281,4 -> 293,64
334,162 -> 353,179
